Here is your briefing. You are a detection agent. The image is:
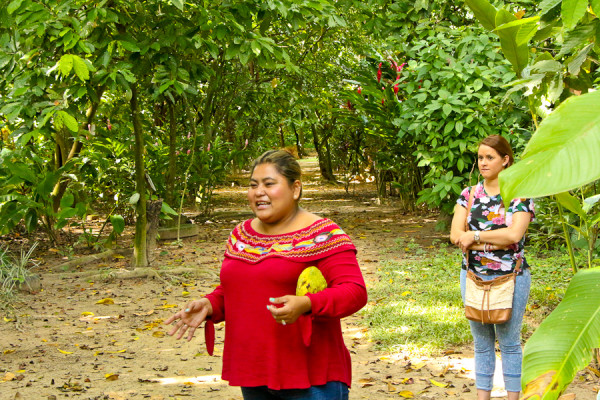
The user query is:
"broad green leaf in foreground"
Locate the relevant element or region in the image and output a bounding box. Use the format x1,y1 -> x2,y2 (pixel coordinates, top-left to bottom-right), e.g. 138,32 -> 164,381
499,91 -> 600,203
463,0 -> 498,31
495,10 -> 529,76
521,268 -> 600,399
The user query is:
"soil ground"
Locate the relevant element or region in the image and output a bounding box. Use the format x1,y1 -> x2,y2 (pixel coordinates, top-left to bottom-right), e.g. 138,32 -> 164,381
1,159 -> 599,400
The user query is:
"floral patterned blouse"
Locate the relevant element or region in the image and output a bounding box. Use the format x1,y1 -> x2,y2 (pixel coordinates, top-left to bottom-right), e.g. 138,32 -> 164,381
457,182 -> 535,274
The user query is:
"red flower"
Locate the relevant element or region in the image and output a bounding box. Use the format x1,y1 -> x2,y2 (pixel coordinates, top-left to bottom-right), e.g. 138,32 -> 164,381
357,87 -> 362,95
393,84 -> 399,95
377,62 -> 382,83
107,119 -> 112,131
381,98 -> 385,105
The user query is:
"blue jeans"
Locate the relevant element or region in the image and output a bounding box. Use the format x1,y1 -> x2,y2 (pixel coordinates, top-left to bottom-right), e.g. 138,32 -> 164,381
460,268 -> 531,392
241,381 -> 349,400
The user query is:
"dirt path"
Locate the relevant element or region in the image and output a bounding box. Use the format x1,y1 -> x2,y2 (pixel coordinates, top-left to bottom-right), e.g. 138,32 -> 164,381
1,159 -> 598,400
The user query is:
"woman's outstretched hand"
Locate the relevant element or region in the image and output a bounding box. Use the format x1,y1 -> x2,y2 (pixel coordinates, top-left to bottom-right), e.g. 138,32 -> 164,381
267,295 -> 312,325
165,298 -> 213,341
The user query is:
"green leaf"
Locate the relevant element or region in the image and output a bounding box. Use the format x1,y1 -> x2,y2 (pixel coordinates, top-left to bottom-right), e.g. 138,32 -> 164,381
7,0 -> 24,14
455,121 -> 464,134
558,23 -> 597,57
250,40 -> 261,56
583,194 -> 600,213
9,162 -> 36,183
463,0 -> 498,31
567,43 -> 594,76
414,93 -> 428,102
539,0 -> 561,15
592,0 -> 600,15
170,0 -> 183,10
499,91 -> 600,203
161,202 -> 178,216
25,209 -> 38,233
495,10 -> 529,76
72,55 -> 89,81
494,16 -> 540,46
473,79 -> 483,91
120,41 -> 140,52
555,192 -> 586,218
59,54 -> 74,76
129,192 -> 140,204
60,193 -> 75,208
583,194 -> 600,214
110,214 -> 125,234
531,60 -> 562,74
562,0 -> 588,30
521,268 -> 600,399
57,207 -> 78,220
442,103 -> 452,116
55,111 -> 79,132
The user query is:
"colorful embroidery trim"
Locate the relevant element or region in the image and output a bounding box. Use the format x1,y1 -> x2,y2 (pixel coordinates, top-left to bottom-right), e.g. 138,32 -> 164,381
225,219 -> 355,263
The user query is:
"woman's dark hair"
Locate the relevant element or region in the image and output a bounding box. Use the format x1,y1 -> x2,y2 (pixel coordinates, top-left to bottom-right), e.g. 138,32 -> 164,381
251,150 -> 302,198
479,135 -> 514,167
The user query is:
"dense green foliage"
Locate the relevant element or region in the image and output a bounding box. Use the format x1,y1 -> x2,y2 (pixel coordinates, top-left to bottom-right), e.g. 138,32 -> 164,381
1,0 -> 598,261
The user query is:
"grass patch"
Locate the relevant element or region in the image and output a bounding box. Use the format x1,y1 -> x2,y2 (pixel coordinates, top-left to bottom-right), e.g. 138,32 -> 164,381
361,245 -> 578,356
361,248 -> 470,355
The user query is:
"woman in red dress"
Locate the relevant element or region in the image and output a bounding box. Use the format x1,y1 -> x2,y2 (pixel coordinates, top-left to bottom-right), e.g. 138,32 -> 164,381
166,150 -> 368,400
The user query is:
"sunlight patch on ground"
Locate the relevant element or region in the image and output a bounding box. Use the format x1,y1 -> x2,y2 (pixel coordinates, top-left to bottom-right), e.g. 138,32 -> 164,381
155,374 -> 225,386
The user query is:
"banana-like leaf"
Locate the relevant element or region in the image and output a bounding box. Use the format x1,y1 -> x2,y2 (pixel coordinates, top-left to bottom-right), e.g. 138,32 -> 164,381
495,10 -> 529,76
521,268 -> 600,399
499,91 -> 600,204
463,0 -> 497,31
592,0 -> 600,15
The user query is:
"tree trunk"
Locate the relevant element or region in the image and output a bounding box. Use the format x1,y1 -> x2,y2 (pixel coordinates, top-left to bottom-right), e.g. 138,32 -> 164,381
279,125 -> 285,148
311,124 -> 336,182
165,100 -> 177,207
292,122 -> 305,158
130,85 -> 148,269
146,199 -> 162,265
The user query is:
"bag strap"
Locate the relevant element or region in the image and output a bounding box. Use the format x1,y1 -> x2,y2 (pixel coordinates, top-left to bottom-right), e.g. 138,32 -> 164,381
464,185 -> 477,267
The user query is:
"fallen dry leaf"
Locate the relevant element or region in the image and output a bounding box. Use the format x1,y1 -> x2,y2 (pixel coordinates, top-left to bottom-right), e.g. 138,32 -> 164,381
398,390 -> 414,398
3,372 -> 16,382
434,364 -> 451,377
97,298 -> 115,305
588,366 -> 600,378
387,382 -> 396,392
158,304 -> 178,309
557,394 -> 576,400
359,377 -> 376,387
430,378 -> 449,388
57,348 -> 74,355
105,373 -> 119,381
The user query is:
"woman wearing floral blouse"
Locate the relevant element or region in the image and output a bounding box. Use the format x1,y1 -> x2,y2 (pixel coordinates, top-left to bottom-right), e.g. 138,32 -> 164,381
450,135 -> 535,400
